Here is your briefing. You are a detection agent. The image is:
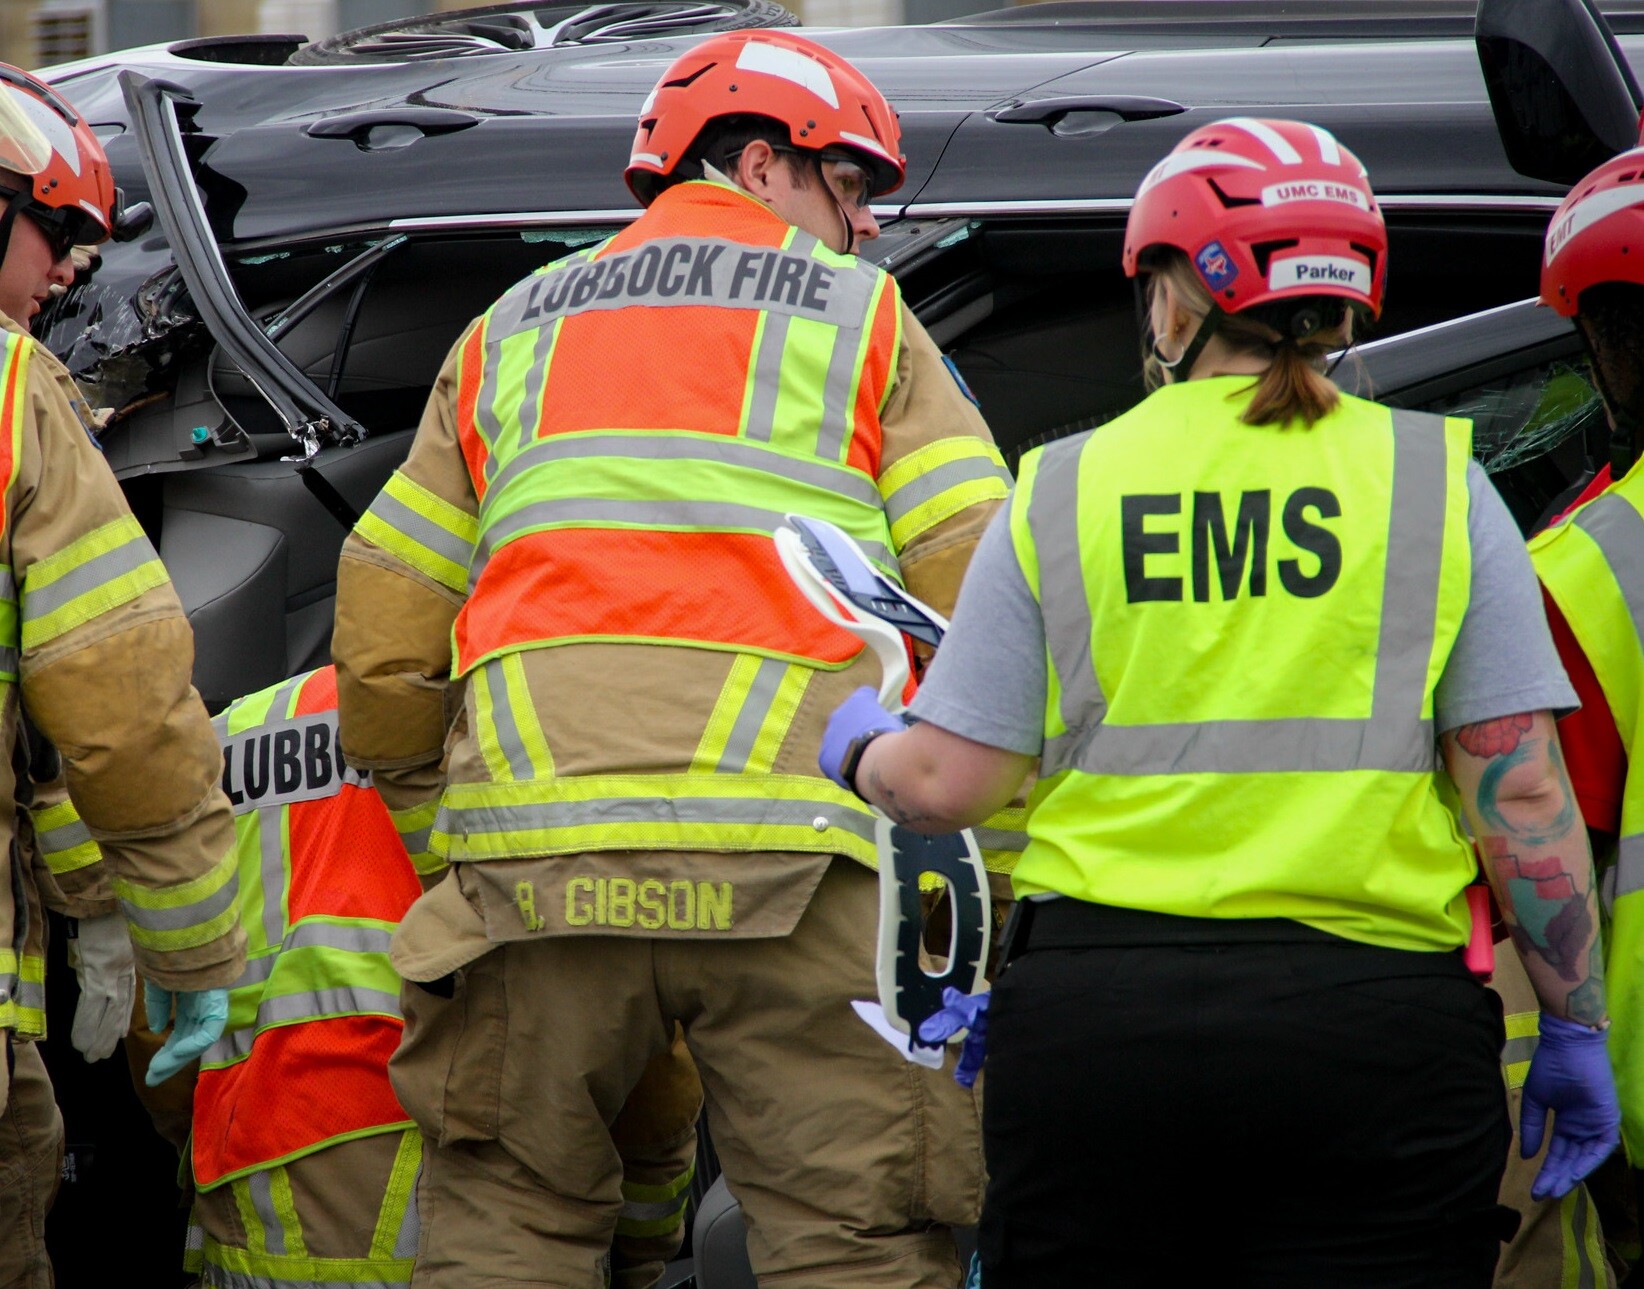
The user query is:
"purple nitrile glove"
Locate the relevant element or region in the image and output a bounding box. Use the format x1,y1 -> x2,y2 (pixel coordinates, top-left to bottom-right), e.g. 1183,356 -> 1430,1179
919,986 -> 990,1088
819,685 -> 905,792
1521,1013 -> 1620,1201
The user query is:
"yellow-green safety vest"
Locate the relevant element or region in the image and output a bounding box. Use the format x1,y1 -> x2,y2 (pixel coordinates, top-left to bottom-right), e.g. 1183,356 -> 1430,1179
1010,376 -> 1476,951
1531,457 -> 1644,1160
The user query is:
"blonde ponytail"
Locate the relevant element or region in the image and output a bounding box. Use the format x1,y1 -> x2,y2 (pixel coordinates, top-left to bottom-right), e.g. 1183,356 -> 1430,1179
1143,250 -> 1353,429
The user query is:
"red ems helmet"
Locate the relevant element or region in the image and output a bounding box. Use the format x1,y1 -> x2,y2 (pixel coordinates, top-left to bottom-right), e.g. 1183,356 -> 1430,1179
1123,117 -> 1388,321
1541,145 -> 1644,316
0,64 -> 119,246
626,30 -> 905,207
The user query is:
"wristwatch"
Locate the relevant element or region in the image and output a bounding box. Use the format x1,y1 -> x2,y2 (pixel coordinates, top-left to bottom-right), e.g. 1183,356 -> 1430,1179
838,727 -> 888,800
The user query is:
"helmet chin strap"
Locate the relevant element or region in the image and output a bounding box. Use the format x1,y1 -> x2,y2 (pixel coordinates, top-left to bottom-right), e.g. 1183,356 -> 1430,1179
815,156 -> 855,256
1167,304 -> 1225,383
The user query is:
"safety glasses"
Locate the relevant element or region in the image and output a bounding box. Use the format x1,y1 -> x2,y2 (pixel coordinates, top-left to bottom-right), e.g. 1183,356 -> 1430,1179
22,208 -> 76,263
817,153 -> 874,210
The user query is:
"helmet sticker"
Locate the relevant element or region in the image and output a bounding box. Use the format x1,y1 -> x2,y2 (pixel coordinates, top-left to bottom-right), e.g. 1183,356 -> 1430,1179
1545,180 -> 1644,267
1268,254 -> 1370,293
1260,181 -> 1368,210
735,40 -> 839,109
1195,240 -> 1239,290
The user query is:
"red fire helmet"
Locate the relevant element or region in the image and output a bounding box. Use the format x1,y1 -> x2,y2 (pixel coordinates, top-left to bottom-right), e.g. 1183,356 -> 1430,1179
626,30 -> 904,207
1123,117 -> 1388,320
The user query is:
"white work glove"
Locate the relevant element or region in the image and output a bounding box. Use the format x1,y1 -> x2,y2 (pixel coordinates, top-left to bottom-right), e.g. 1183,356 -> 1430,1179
67,913 -> 136,1062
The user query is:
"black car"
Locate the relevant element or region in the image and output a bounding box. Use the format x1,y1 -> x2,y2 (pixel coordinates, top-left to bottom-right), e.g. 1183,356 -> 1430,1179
27,1 -> 1629,1282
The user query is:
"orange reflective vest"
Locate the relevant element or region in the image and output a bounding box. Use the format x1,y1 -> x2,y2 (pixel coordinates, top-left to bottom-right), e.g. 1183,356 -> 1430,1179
192,666 -> 419,1189
450,178 -> 904,676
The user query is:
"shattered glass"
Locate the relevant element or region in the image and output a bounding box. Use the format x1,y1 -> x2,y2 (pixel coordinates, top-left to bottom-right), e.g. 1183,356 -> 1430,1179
1424,360 -> 1602,478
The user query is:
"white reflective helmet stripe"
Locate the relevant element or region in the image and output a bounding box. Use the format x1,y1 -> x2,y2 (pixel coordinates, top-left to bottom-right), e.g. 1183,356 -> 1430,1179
1307,123 -> 1342,166
838,130 -> 894,164
736,39 -> 839,109
1221,117 -> 1303,165
1137,148 -> 1264,195
1546,178 -> 1644,268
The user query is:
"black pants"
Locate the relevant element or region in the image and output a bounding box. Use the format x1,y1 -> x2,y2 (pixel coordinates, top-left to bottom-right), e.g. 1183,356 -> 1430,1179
980,903 -> 1514,1288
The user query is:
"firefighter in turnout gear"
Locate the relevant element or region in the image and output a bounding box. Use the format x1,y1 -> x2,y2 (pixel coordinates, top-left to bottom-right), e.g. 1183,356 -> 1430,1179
0,65 -> 244,1289
826,117 -> 1616,1285
334,29 -> 1009,1287
61,664 -> 702,1288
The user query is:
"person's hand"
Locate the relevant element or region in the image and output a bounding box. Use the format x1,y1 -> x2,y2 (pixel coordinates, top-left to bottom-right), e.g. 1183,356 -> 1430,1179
918,986 -> 989,1088
143,981 -> 229,1086
1521,1013 -> 1620,1200
67,914 -> 134,1062
819,686 -> 904,792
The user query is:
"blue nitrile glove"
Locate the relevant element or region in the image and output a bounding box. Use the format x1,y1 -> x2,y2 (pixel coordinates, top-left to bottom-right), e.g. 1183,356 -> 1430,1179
1520,1013 -> 1621,1201
919,986 -> 990,1088
819,685 -> 906,792
143,981 -> 229,1087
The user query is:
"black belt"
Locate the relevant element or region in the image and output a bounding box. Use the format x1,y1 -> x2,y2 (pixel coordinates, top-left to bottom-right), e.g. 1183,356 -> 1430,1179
998,896 -> 1350,968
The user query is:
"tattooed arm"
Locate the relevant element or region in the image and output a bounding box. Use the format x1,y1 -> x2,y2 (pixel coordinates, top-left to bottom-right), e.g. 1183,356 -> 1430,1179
855,722 -> 1033,834
1441,710 -> 1607,1028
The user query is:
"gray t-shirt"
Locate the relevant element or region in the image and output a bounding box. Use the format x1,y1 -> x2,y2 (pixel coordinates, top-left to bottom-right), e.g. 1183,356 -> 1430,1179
909,459 -> 1576,753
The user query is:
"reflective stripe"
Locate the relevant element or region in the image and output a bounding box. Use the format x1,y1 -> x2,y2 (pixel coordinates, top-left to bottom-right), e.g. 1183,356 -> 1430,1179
33,802 -> 98,876
694,656 -> 791,774
616,1159 -> 695,1239
1617,833 -> 1644,898
1041,409 -> 1445,776
742,309 -> 791,443
1502,1010 -> 1538,1090
1030,437 -> 1104,750
472,497 -> 895,590
479,431 -> 884,527
203,985 -> 403,1066
202,1260 -> 409,1289
369,1131 -> 423,1262
236,1170 -> 302,1259
388,800 -> 441,877
115,845 -> 240,952
0,951 -> 47,1037
485,235 -> 878,335
816,311 -> 864,464
1562,1182 -> 1598,1289
355,472 -> 476,594
255,794 -> 285,949
474,656 -> 553,783
21,515 -> 169,649
432,774 -> 876,863
880,440 -> 1012,547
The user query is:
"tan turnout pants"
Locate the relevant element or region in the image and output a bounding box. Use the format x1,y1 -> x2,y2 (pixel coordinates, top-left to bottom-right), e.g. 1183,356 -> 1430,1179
393,857 -> 985,1288
0,1041 -> 62,1289
192,1129 -> 423,1286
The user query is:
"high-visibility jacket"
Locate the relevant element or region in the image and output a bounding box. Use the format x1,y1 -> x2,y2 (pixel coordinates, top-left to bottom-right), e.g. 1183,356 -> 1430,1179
192,665 -> 419,1190
338,178 -> 1012,884
1532,462 -> 1644,1158
1010,377 -> 1476,951
0,312 -> 243,1030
